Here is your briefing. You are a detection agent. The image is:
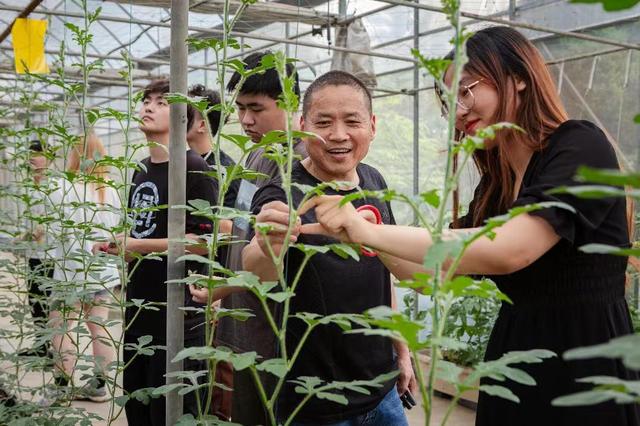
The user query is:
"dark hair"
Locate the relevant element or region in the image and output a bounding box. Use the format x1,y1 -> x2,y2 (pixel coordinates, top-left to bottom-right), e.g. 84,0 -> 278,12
143,78 -> 170,100
302,70 -> 372,117
187,84 -> 223,136
29,139 -> 44,152
226,51 -> 300,99
439,26 -> 568,227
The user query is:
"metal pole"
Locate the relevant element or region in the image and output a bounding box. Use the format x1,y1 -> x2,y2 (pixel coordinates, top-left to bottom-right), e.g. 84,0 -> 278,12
167,0 -> 188,423
338,0 -> 347,19
411,0 -> 420,319
509,0 -> 516,21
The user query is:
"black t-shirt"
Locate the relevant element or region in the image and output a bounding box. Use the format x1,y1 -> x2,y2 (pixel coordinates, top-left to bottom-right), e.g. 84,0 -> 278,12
126,150 -> 218,340
202,149 -> 239,209
251,161 -> 397,423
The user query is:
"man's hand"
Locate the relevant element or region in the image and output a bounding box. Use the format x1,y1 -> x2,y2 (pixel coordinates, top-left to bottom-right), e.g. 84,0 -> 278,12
396,346 -> 418,396
189,284 -> 211,304
92,235 -> 135,262
255,201 -> 300,258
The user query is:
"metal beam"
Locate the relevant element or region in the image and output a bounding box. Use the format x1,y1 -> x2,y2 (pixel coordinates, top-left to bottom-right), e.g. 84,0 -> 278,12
107,0 -> 338,25
0,5 -> 417,64
0,0 -> 45,44
375,0 -> 640,50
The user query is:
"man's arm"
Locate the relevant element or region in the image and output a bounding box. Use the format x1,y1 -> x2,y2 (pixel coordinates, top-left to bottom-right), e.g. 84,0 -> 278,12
242,236 -> 279,281
242,200 -> 300,281
93,234 -> 213,259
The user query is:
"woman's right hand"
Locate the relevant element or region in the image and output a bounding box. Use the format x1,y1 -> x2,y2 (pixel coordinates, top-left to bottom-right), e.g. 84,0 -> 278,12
299,195 -> 373,244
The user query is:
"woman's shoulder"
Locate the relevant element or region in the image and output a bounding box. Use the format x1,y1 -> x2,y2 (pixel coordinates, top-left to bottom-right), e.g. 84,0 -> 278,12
548,120 -> 610,150
544,120 -> 617,167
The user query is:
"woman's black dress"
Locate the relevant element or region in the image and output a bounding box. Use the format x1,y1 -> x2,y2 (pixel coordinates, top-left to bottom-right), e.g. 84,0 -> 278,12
469,120 -> 640,426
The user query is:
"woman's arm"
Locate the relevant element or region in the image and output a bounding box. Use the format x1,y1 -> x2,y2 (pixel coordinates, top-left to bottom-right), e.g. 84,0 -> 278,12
301,195 -> 560,276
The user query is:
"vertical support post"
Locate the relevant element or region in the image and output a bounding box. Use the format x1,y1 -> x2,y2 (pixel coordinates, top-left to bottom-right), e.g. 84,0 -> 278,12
509,0 -> 516,21
166,0 -> 188,423
285,22 -> 290,58
338,0 -> 347,18
412,1 -> 420,319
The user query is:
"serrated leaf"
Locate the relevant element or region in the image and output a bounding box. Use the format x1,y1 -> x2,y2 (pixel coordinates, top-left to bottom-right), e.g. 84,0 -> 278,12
479,385 -> 520,403
172,345 -> 218,362
424,239 -> 464,270
421,189 -> 441,208
579,243 -> 640,257
575,167 -> 640,188
256,359 -> 288,378
230,352 -> 257,371
547,185 -> 629,199
329,243 -> 360,261
152,383 -> 184,396
266,291 -> 294,303
316,391 -> 348,405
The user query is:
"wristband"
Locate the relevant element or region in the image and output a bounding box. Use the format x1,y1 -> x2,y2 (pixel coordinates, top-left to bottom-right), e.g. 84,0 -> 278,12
355,204 -> 381,257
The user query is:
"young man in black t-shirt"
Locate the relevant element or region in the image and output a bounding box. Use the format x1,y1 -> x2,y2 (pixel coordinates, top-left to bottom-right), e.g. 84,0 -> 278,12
186,84 -> 239,213
95,79 -> 218,426
206,51 -> 307,425
243,71 -> 413,424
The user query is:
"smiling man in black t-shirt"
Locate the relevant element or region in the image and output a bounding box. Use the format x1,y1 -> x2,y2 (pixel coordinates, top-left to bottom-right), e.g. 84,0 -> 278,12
243,71 -> 412,425
95,79 -> 218,426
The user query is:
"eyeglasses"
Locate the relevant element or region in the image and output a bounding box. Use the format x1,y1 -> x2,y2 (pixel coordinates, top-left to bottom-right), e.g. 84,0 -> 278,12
438,79 -> 483,117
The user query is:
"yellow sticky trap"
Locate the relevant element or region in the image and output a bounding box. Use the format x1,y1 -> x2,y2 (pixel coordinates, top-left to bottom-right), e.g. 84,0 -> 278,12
11,18 -> 49,74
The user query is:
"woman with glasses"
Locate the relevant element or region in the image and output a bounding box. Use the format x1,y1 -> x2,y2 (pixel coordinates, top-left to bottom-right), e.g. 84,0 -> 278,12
300,26 -> 639,425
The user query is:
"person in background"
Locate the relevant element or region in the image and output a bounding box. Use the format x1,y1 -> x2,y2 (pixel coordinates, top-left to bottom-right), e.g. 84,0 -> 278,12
18,140 -> 55,359
190,50 -> 308,425
94,79 -> 218,425
48,133 -> 120,403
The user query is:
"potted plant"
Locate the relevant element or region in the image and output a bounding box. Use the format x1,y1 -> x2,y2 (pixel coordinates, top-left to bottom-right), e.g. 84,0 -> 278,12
418,295 -> 500,409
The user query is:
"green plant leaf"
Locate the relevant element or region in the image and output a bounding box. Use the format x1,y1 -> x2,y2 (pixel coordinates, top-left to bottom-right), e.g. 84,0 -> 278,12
328,243 -> 360,261
575,167 -> 640,188
548,185 -> 631,199
230,352 -> 258,371
479,385 -> 520,403
563,334 -> 640,370
256,359 -> 288,378
176,254 -> 225,270
579,243 -> 640,257
569,0 -> 639,11
266,291 -> 294,303
316,391 -> 349,405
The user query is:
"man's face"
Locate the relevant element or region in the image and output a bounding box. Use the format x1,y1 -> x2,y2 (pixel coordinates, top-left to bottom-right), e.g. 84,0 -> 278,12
29,153 -> 47,181
186,112 -> 203,145
301,85 -> 375,181
139,92 -> 170,136
235,93 -> 287,143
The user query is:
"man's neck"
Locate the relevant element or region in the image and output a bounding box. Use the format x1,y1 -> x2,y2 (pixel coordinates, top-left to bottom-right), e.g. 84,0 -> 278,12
301,158 -> 359,189
145,132 -> 170,163
190,137 -> 211,156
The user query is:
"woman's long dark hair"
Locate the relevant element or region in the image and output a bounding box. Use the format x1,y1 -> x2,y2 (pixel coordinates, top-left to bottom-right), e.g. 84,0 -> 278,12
441,26 -> 569,226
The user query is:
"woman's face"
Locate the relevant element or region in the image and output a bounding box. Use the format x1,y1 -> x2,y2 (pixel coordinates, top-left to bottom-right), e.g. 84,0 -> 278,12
443,67 -> 501,138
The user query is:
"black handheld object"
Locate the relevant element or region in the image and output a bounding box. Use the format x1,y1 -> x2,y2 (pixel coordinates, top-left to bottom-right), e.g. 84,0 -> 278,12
400,390 -> 416,410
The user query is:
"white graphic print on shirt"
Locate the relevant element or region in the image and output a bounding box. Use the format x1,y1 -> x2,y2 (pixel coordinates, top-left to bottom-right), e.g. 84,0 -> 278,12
131,181 -> 160,238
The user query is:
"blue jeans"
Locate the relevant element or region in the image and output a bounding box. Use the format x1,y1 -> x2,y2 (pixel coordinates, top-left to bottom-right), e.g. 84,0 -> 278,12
290,387 -> 408,426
